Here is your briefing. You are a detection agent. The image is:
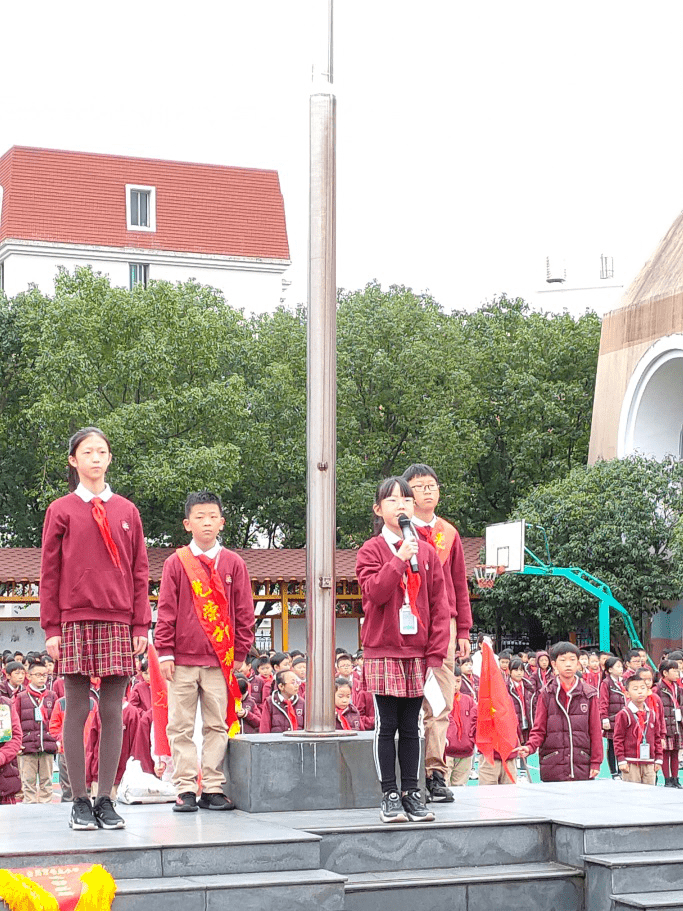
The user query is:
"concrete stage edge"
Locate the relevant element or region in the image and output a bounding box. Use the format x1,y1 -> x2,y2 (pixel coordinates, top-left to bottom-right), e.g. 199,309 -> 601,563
3,781 -> 683,910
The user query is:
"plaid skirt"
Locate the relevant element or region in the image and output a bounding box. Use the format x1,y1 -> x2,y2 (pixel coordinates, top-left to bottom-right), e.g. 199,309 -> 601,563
60,620 -> 135,678
664,734 -> 682,752
362,656 -> 426,698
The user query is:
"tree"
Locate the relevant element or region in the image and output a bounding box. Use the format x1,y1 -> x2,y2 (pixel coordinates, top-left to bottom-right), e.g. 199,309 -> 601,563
1,269 -> 252,544
475,456 -> 683,647
336,283 -> 484,544
457,296 -> 601,535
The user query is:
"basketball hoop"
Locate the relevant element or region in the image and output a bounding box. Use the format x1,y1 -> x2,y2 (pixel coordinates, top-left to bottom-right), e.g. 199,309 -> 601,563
473,565 -> 504,590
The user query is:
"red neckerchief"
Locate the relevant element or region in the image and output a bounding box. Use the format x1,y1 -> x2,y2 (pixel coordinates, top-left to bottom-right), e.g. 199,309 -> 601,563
91,497 -> 122,570
392,542 -> 424,629
283,697 -> 298,731
450,692 -> 463,737
336,707 -> 351,730
514,681 -> 524,700
416,525 -> 435,548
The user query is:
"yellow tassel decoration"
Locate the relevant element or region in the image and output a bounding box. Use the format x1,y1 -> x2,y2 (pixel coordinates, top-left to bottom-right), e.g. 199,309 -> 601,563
74,865 -> 117,911
0,870 -> 59,911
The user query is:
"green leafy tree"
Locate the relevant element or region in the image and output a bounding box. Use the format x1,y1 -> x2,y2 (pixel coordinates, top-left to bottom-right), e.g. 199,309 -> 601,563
458,296 -> 601,534
336,283 -> 484,544
475,456 -> 683,647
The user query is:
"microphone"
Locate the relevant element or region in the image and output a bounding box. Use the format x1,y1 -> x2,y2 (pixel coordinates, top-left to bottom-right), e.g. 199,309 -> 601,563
397,513 -> 419,574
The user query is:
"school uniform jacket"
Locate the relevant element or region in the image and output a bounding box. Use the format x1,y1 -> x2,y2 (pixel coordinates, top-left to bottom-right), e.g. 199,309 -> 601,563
250,675 -> 272,707
128,680 -> 152,715
155,547 -> 254,667
40,492 -> 151,639
0,697 -> 22,799
613,701 -> 663,766
240,694 -> 262,734
16,687 -> 57,754
526,677 -> 603,781
445,692 -> 477,758
460,674 -> 479,700
351,674 -> 375,730
508,677 -> 534,739
355,535 -> 450,668
599,677 -> 627,738
335,703 -> 363,731
259,692 -> 305,734
653,682 -> 683,740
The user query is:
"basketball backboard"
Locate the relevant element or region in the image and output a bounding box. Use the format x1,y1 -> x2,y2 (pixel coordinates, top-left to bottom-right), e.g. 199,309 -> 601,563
485,519 -> 526,573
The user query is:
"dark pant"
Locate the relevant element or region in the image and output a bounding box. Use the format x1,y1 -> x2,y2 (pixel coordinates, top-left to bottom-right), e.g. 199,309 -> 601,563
606,738 -> 617,775
373,694 -> 422,793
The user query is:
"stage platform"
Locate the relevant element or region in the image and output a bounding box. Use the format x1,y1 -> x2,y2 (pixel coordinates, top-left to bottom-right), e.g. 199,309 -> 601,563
3,780 -> 683,910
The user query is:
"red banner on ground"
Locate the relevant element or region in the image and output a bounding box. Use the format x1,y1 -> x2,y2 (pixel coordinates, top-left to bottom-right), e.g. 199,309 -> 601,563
0,863 -> 115,911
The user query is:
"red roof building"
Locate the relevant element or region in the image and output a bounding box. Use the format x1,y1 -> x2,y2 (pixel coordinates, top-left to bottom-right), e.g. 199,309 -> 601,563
0,146 -> 291,308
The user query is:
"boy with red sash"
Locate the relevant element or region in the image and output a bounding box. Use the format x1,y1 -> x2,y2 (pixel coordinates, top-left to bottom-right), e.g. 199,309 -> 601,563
155,491 -> 254,812
402,464 -> 473,803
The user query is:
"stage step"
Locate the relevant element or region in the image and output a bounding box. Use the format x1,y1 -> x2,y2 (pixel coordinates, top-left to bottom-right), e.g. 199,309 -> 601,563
113,868 -> 347,911
612,891 -> 683,910
585,852 -> 683,911
343,860 -> 583,911
313,818 -> 553,875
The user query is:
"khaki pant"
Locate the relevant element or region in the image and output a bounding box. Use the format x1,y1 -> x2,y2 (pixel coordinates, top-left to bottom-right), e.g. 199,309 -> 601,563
622,762 -> 657,785
20,753 -> 54,803
167,665 -> 228,795
424,618 -> 457,777
478,756 -> 517,786
446,754 -> 473,786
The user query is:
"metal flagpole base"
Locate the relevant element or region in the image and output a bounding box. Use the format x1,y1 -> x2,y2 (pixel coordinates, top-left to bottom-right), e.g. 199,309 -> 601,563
283,729 -> 357,738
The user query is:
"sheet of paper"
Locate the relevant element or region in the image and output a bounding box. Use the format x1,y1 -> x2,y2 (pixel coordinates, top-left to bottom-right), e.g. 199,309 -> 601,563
423,669 -> 446,716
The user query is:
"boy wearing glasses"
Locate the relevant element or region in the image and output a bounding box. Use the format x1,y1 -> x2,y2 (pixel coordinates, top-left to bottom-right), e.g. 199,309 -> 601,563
16,661 -> 57,803
402,463 -> 472,803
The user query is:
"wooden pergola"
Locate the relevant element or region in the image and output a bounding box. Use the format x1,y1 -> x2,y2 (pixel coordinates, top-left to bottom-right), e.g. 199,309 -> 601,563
0,539 -> 484,651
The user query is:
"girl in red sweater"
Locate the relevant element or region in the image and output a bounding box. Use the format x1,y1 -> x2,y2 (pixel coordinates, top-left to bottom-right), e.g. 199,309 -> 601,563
356,477 -> 450,824
40,427 -> 151,831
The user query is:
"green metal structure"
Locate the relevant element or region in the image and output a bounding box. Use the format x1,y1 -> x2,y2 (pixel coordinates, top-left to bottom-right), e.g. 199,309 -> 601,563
520,524 -> 649,660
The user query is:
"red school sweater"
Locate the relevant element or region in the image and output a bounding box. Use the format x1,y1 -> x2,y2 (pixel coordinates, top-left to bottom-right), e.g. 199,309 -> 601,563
40,493 -> 151,639
154,548 -> 255,667
355,535 -> 450,668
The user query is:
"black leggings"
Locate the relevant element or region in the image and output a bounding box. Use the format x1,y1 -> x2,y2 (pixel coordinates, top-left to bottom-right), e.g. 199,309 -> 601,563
373,694 -> 423,793
63,674 -> 128,800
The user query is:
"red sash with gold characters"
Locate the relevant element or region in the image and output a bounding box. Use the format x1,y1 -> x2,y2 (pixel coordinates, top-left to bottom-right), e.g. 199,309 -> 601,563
0,863 -> 115,911
176,546 -> 242,736
431,518 -> 457,565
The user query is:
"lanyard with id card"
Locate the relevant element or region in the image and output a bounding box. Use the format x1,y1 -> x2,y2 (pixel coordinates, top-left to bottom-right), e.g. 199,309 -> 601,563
399,583 -> 418,635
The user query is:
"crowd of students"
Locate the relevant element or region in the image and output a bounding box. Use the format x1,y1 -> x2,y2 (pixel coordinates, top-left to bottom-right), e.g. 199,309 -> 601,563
443,641 -> 683,789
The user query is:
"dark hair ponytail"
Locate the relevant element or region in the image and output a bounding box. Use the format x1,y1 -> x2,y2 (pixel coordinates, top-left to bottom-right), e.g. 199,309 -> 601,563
67,426 -> 112,492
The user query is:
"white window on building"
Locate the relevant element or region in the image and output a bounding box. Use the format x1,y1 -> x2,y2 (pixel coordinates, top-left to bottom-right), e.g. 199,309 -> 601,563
0,261 -> 4,294
125,184 -> 156,232
0,185 -> 4,227
129,263 -> 149,289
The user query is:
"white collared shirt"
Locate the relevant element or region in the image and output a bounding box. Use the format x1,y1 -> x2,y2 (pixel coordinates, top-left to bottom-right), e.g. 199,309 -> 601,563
381,525 -> 402,548
412,515 -> 437,528
189,539 -> 221,561
74,482 -> 113,503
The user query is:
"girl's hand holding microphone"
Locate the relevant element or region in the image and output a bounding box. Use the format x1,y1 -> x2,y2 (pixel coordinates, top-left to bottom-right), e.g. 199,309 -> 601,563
397,538 -> 418,565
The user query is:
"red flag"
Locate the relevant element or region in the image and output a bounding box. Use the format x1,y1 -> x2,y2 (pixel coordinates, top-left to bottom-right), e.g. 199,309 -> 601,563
475,642 -> 519,768
146,643 -> 171,756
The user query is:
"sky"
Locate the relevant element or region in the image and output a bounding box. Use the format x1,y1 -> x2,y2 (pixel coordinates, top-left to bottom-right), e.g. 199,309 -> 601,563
2,1 -> 682,318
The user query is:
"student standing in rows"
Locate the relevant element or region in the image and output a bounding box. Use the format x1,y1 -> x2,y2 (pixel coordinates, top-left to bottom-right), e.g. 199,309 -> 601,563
356,476 -> 450,823
654,660 -> 682,788
402,464 -> 472,804
614,671 -> 662,785
16,662 -> 57,802
156,491 -> 255,812
40,427 -> 151,830
520,642 -> 603,781
599,656 -> 627,778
